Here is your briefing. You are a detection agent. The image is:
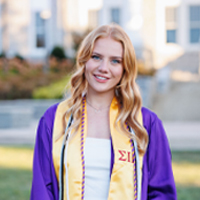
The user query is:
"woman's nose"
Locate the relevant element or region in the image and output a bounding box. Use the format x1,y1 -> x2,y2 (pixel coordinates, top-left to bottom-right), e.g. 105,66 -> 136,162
98,60 -> 109,72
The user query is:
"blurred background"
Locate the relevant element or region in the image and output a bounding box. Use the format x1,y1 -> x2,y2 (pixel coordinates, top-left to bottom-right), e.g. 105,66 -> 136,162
0,0 -> 199,199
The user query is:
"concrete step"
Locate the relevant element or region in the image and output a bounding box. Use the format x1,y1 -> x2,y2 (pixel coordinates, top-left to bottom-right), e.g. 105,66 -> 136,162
168,52 -> 200,73
0,99 -> 59,128
152,81 -> 200,121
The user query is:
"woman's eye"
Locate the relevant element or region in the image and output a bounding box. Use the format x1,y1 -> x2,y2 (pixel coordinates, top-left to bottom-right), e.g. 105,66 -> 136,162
91,55 -> 100,60
111,59 -> 120,64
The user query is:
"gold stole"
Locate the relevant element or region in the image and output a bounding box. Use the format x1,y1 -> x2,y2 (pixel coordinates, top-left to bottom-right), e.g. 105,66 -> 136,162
52,97 -> 143,200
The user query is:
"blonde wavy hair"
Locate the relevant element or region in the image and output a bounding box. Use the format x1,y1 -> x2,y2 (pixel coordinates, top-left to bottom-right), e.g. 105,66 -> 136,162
65,24 -> 148,155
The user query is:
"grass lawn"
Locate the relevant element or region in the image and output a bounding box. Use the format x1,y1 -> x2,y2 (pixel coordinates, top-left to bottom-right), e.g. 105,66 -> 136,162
172,151 -> 200,200
0,146 -> 33,200
0,146 -> 199,200
0,168 -> 32,200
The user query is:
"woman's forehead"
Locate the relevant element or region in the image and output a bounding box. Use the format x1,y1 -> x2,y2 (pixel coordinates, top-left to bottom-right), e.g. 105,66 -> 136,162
93,37 -> 123,57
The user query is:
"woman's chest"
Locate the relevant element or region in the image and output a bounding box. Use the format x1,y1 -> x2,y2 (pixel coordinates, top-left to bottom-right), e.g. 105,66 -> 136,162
86,111 -> 111,139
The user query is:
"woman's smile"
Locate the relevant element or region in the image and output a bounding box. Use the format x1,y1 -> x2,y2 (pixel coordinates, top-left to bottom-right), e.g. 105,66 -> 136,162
94,74 -> 109,82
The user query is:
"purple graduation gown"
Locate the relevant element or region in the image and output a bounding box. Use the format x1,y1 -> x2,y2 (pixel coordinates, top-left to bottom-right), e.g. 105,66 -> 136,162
30,104 -> 177,200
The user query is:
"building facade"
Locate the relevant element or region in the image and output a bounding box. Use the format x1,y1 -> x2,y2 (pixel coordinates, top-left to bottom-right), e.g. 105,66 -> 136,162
0,0 -> 65,61
88,0 -> 200,70
141,0 -> 200,70
0,0 -> 199,71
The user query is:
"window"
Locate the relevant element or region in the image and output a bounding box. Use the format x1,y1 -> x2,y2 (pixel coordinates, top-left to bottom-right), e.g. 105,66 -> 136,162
165,7 -> 177,43
167,30 -> 176,43
111,8 -> 120,24
35,12 -> 45,48
189,6 -> 200,43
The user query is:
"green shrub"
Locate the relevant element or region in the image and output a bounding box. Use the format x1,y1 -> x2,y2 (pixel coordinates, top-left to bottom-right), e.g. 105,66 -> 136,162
50,46 -> 66,60
0,52 -> 6,58
33,75 -> 71,99
15,54 -> 24,61
0,57 -> 74,99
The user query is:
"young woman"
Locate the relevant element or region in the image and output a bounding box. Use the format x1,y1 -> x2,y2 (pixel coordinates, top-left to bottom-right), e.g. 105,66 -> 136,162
30,24 -> 177,200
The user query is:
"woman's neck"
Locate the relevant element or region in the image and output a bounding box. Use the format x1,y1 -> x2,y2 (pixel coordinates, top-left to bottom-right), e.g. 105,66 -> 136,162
86,91 -> 114,110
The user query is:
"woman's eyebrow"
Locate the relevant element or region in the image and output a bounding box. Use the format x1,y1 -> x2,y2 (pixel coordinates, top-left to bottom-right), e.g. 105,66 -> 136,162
110,56 -> 122,60
92,52 -> 101,56
92,52 -> 122,59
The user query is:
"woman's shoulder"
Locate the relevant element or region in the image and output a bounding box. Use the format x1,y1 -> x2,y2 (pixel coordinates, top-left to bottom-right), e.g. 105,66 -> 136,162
42,99 -> 69,123
141,107 -> 159,123
141,107 -> 163,134
141,107 -> 171,156
42,103 -> 59,120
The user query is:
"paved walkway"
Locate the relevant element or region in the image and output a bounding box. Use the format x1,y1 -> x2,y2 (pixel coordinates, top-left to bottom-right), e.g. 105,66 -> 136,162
0,120 -> 38,146
163,122 -> 200,150
0,120 -> 199,151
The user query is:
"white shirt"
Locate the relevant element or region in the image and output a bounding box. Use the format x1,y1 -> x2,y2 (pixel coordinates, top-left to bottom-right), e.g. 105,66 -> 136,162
84,137 -> 111,200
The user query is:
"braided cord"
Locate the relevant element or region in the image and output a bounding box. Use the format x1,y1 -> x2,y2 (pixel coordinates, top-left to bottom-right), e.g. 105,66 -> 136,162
80,97 -> 86,199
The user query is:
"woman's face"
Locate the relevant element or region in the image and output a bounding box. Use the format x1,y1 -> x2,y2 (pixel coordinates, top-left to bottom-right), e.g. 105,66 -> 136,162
85,37 -> 123,96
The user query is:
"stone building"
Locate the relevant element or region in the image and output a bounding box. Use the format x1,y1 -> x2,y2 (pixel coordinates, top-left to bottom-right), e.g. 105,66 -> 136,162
0,0 -> 199,71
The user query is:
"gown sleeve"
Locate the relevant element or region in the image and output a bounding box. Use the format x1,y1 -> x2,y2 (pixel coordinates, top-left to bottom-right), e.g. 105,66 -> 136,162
30,105 -> 59,200
146,115 -> 177,200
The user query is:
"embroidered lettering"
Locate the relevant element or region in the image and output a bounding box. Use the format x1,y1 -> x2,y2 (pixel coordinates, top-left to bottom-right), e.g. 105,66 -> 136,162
118,150 -> 133,163
118,150 -> 126,161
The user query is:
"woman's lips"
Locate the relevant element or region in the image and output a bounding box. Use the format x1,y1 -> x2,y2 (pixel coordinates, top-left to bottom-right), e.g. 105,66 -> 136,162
94,74 -> 109,82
